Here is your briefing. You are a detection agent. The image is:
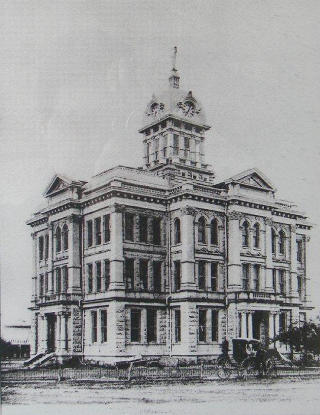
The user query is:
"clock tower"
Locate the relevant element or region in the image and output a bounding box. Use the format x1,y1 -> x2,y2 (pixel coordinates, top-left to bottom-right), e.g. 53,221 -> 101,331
139,47 -> 214,184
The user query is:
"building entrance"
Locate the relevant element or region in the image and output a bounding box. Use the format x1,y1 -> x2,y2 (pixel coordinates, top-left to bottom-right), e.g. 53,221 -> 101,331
252,311 -> 268,345
47,314 -> 56,352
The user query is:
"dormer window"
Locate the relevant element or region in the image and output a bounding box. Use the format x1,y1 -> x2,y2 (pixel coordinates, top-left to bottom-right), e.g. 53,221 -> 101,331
184,123 -> 192,131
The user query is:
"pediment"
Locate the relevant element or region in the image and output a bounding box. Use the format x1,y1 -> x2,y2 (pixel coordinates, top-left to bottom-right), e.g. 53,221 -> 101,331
225,168 -> 276,192
43,174 -> 73,197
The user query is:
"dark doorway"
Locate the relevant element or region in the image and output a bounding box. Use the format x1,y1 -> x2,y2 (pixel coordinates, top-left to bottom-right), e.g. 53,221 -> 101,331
252,311 -> 268,345
47,314 -> 56,352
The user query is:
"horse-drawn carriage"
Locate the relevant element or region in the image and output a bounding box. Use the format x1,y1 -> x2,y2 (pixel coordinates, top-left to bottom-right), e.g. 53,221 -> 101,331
216,338 -> 279,379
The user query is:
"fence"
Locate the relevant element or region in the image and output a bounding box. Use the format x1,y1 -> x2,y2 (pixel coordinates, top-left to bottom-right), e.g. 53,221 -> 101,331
2,364 -> 320,383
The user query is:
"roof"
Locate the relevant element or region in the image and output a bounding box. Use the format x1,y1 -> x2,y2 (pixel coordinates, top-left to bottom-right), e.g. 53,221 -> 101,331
2,323 -> 31,345
217,168 -> 277,193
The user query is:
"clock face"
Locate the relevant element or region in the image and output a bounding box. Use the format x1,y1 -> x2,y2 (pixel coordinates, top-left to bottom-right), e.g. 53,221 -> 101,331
177,100 -> 200,117
147,102 -> 165,117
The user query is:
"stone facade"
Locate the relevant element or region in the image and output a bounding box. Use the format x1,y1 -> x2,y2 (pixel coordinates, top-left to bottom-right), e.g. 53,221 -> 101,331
27,53 -> 312,363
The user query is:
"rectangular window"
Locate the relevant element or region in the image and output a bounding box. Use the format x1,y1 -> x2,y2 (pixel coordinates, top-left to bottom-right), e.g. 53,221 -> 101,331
56,268 -> 61,293
87,263 -> 93,293
242,264 -> 249,291
63,266 -> 68,292
139,259 -> 148,291
162,135 -> 167,157
139,215 -> 148,243
147,309 -> 157,343
45,273 -> 48,293
125,258 -> 134,290
95,217 -> 102,245
91,311 -> 97,343
153,261 -> 162,293
211,263 -> 218,292
184,137 -> 190,158
146,142 -> 150,164
198,261 -> 206,290
39,274 -> 44,296
174,309 -> 181,343
39,236 -> 44,261
211,310 -> 219,341
101,310 -> 107,343
199,309 -> 207,342
96,261 -> 102,292
103,214 -> 110,243
125,213 -> 134,241
279,270 -> 285,294
104,260 -> 110,291
272,269 -> 277,292
279,312 -> 286,333
154,138 -> 159,161
297,240 -> 303,262
173,134 -> 179,155
45,234 -> 49,260
297,275 -> 302,297
174,260 -> 181,291
152,217 -> 161,245
87,220 -> 93,247
253,264 -> 260,291
130,309 -> 141,342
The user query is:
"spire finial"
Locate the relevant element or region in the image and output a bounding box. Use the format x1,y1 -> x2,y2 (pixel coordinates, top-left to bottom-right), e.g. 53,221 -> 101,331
172,46 -> 177,70
169,46 -> 180,89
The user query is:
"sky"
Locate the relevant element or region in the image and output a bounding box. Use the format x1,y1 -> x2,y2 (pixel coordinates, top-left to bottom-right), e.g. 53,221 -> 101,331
1,0 -> 320,326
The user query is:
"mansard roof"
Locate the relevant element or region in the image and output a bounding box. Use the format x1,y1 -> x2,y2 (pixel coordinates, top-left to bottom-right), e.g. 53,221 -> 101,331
217,168 -> 277,193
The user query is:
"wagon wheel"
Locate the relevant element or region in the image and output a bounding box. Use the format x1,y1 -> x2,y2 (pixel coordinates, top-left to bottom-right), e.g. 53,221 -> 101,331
217,365 -> 231,380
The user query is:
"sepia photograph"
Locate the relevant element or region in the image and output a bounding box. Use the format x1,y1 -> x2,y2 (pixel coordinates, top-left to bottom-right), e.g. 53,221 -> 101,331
1,1 -> 320,414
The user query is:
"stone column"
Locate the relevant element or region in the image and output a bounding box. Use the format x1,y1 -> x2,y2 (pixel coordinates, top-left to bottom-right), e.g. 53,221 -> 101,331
109,204 -> 125,291
47,223 -> 54,294
180,302 -> 198,354
247,312 -> 253,338
41,315 -> 48,353
167,131 -> 173,157
240,313 -> 247,338
227,212 -> 241,289
265,218 -> 274,292
218,225 -> 224,252
268,312 -> 275,343
57,313 -> 62,353
180,206 -> 196,290
274,312 -> 280,346
67,215 -> 82,295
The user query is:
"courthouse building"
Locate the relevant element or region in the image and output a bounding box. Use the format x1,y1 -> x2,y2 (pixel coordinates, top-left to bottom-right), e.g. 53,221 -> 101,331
27,52 -> 312,363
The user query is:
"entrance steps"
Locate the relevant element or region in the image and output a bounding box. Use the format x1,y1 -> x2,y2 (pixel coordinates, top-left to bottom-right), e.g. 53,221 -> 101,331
24,352 -> 56,368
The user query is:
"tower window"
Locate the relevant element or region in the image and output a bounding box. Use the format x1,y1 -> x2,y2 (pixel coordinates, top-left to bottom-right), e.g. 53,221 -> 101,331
242,264 -> 249,290
174,218 -> 181,244
146,142 -> 150,164
173,134 -> 179,155
184,137 -> 190,158
198,261 -> 206,290
198,217 -> 206,243
153,125 -> 159,133
161,121 -> 167,129
87,220 -> 93,247
174,260 -> 181,291
95,217 -> 101,245
242,221 -> 250,247
211,262 -> 218,292
125,258 -> 134,290
185,123 -> 192,131
154,138 -> 159,161
173,120 -> 181,128
103,214 -> 110,243
152,217 -> 161,245
125,213 -> 134,241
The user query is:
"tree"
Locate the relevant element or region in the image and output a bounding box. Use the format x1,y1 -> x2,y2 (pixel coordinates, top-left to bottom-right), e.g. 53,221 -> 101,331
273,321 -> 320,360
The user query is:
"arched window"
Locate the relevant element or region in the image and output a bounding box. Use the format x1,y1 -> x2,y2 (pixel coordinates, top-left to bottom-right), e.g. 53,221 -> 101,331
253,223 -> 260,248
210,219 -> 218,245
242,221 -> 249,247
62,224 -> 69,251
198,217 -> 206,244
279,230 -> 286,255
55,226 -> 61,253
271,229 -> 276,254
174,218 -> 181,244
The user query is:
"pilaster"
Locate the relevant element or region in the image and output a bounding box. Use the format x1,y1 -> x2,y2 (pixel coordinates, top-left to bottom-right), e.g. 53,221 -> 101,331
227,211 -> 241,289
109,204 -> 125,291
67,215 -> 82,295
180,206 -> 196,290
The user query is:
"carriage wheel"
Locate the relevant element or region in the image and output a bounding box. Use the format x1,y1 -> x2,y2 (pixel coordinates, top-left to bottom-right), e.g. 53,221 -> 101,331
265,358 -> 277,378
239,358 -> 257,380
217,366 -> 231,380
